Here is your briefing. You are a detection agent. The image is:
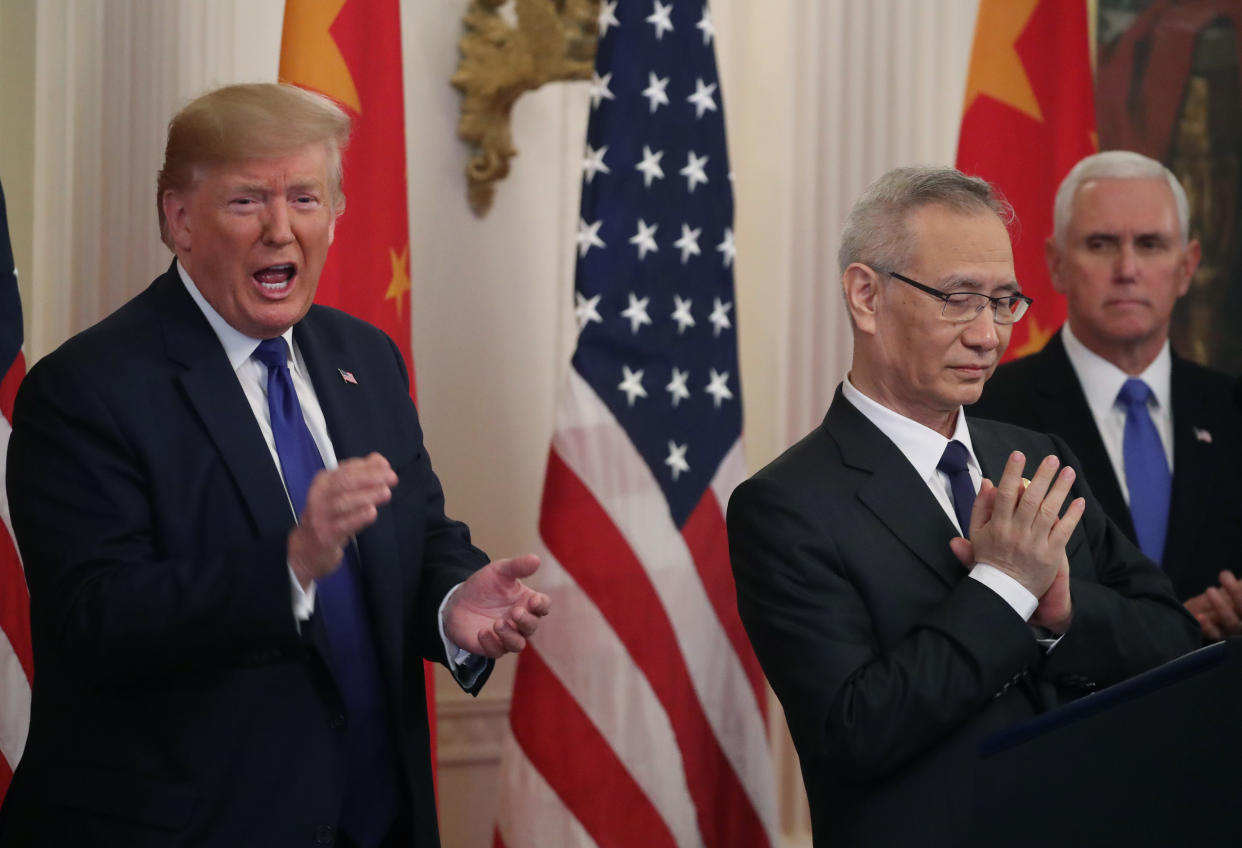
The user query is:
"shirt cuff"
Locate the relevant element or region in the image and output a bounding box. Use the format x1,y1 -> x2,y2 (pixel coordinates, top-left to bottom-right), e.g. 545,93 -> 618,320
969,563 -> 1038,621
439,583 -> 486,689
288,563 -> 317,624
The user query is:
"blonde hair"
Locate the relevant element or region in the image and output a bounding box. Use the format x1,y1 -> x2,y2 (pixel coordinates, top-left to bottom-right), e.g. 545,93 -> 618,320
156,83 -> 351,248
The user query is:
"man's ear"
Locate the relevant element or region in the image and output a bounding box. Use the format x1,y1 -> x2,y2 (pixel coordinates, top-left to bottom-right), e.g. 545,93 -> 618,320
1177,238 -> 1201,298
842,263 -> 881,335
162,190 -> 193,252
328,196 -> 344,245
1045,238 -> 1066,294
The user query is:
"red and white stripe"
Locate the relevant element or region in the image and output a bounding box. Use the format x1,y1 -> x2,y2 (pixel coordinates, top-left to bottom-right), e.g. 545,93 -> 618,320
0,350 -> 31,798
496,371 -> 777,848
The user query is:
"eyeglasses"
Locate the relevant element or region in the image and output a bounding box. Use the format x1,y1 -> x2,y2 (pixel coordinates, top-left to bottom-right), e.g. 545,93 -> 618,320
887,271 -> 1033,324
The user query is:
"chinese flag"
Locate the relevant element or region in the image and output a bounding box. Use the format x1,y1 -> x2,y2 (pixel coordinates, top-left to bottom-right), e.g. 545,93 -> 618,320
956,0 -> 1097,361
279,0 -> 414,387
279,0 -> 435,775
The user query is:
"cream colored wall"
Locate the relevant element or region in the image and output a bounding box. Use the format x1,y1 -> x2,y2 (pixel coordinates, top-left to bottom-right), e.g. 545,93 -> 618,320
0,1 -> 979,845
0,0 -> 36,315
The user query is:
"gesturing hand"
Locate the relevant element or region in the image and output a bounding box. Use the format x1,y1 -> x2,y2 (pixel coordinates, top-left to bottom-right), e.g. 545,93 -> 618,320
444,554 -> 551,658
287,453 -> 397,589
966,451 -> 1084,611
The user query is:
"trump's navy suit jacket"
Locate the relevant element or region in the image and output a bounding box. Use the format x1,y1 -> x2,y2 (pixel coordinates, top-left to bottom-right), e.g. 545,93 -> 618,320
0,266 -> 489,847
728,388 -> 1199,847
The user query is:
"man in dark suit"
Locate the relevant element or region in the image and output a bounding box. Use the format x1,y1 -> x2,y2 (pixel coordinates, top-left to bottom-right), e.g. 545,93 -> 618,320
0,83 -> 549,847
727,166 -> 1199,847
972,150 -> 1242,641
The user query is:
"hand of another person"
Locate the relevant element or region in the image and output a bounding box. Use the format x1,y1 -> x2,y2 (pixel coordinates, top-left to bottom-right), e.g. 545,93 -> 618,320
966,451 -> 1085,607
1184,569 -> 1242,642
443,554 -> 551,658
287,452 -> 397,589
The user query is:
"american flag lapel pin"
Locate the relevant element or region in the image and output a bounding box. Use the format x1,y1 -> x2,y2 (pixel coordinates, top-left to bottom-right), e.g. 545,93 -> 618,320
338,368 -> 358,385
1194,426 -> 1212,444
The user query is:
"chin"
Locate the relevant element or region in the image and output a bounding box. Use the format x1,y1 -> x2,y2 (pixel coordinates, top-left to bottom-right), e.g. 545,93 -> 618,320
955,385 -> 985,408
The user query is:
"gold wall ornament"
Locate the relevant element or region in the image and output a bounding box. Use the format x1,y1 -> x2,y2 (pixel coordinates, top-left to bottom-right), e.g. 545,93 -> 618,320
452,0 -> 600,216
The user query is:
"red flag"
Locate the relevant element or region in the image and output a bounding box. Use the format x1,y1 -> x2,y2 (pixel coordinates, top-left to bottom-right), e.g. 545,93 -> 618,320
278,0 -> 435,774
956,0 -> 1097,360
0,180 -> 32,802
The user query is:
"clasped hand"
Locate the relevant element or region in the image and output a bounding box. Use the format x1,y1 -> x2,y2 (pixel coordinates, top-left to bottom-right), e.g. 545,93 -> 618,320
949,451 -> 1084,633
1184,570 -> 1242,641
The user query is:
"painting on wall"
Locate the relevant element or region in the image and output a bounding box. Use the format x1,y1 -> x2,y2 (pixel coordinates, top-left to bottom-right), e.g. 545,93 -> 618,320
1097,1 -> 1242,375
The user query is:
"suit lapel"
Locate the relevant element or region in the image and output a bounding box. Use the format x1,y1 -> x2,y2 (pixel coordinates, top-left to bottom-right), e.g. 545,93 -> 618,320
1029,333 -> 1135,538
294,312 -> 405,689
156,268 -> 294,539
1165,354 -> 1217,570
825,392 -> 965,588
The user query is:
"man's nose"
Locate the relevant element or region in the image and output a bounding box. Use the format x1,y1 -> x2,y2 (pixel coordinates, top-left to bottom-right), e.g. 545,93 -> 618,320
961,305 -> 1000,350
262,200 -> 294,246
1114,241 -> 1139,280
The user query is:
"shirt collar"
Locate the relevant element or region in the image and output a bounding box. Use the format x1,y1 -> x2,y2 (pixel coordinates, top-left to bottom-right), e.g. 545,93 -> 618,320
1061,321 -> 1171,415
177,260 -> 296,371
842,374 -> 979,482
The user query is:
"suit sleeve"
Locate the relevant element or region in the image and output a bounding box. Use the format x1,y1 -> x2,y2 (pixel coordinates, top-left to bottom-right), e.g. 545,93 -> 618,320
728,474 -> 1040,782
7,356 -> 300,687
1037,433 -> 1200,688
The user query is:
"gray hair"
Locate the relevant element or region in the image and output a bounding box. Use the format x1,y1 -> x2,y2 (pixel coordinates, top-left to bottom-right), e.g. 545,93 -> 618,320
838,166 -> 1013,274
1052,150 -> 1190,246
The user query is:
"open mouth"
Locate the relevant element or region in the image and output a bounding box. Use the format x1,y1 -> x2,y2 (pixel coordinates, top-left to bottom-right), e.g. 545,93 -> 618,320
253,264 -> 297,293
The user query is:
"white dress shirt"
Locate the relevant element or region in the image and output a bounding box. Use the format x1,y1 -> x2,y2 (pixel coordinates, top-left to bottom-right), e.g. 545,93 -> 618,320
842,376 -> 1039,622
178,263 -> 479,679
1061,322 -> 1173,505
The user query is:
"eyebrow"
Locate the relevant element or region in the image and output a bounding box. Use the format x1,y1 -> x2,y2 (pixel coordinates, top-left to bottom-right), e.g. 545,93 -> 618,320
940,275 -> 1020,294
226,180 -> 324,196
1084,231 -> 1172,243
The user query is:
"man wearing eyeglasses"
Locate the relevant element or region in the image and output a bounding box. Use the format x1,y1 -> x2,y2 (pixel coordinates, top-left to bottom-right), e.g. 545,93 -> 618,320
973,150 -> 1242,643
727,166 -> 1198,847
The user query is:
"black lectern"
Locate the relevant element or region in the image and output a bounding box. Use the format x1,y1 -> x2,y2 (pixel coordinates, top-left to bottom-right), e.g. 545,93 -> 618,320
973,638 -> 1242,845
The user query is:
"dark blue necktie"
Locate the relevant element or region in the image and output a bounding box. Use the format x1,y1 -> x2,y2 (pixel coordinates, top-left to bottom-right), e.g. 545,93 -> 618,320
938,440 -> 976,538
253,338 -> 398,847
1118,378 -> 1171,563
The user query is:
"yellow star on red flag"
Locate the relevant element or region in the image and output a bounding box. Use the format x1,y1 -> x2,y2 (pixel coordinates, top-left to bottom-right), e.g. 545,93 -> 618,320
961,0 -> 1042,123
278,0 -> 361,113
386,245 -> 411,318
1010,313 -> 1053,359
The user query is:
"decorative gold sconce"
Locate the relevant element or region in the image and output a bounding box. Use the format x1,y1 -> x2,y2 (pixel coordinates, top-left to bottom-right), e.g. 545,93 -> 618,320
452,0 -> 600,216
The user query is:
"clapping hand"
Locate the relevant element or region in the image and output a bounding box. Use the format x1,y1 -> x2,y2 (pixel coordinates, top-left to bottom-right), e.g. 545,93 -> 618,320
444,554 -> 551,657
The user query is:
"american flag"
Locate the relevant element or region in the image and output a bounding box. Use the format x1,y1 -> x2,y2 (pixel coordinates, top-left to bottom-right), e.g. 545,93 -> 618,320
0,179 -> 31,801
494,3 -> 777,846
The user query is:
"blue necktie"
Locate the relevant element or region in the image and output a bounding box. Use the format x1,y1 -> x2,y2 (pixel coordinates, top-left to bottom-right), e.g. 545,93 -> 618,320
938,440 -> 976,538
1118,378 -> 1171,563
253,338 -> 398,847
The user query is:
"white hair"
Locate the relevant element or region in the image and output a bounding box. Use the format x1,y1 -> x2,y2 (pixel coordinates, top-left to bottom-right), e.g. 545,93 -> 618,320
1052,150 -> 1190,246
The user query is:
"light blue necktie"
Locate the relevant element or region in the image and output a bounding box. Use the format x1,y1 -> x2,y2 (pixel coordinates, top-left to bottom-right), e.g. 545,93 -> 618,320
1118,378 -> 1171,563
253,338 -> 398,847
